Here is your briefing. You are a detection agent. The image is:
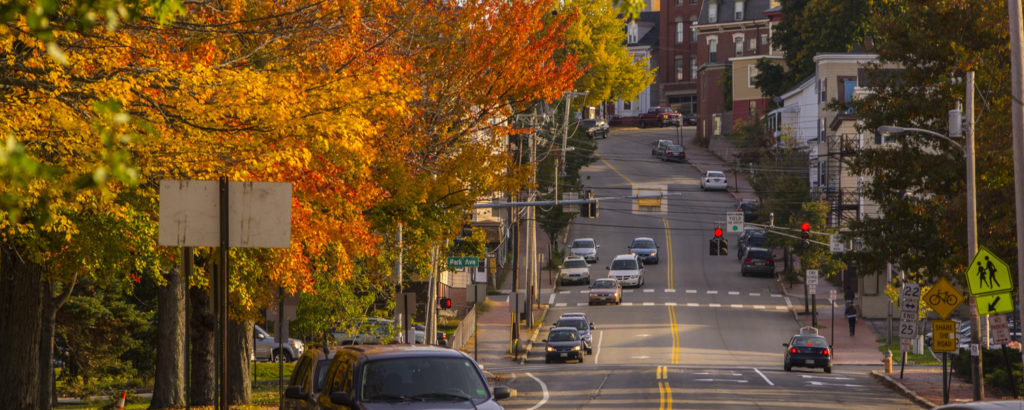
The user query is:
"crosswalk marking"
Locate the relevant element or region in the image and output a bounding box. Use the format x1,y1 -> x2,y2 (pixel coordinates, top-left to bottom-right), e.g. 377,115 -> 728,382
666,302 -> 677,306
555,303 -> 567,307
644,289 -> 655,293
643,302 -> 655,306
728,291 -> 740,295
687,303 -> 699,307
731,304 -> 743,308
709,303 -> 721,307
622,302 -> 634,306
754,305 -> 766,309
545,300 -> 793,310
749,292 -> 761,296
707,290 -> 718,294
686,289 -> 697,294
665,289 -> 676,293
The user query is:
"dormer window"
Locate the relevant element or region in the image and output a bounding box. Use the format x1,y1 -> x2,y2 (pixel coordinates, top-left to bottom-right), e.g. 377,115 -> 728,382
735,1 -> 744,20
708,1 -> 718,23
628,21 -> 638,44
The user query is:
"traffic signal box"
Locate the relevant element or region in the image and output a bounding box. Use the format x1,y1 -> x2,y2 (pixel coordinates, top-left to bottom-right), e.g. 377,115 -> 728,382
439,297 -> 452,309
579,190 -> 599,218
800,222 -> 810,247
709,228 -> 728,256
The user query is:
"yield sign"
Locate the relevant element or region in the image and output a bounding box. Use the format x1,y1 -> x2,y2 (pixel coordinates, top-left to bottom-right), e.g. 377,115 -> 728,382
965,247 -> 1013,296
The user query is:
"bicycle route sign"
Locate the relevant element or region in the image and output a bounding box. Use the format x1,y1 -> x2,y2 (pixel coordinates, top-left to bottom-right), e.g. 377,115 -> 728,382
922,277 -> 964,319
965,247 -> 1012,296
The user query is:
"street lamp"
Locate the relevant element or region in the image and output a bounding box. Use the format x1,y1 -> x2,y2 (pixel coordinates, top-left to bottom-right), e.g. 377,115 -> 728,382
879,103 -> 980,400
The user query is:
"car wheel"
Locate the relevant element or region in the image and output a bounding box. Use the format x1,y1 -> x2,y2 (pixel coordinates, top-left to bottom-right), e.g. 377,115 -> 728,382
741,270 -> 747,277
784,361 -> 792,371
545,357 -> 551,364
588,301 -> 594,306
824,366 -> 832,374
273,350 -> 292,363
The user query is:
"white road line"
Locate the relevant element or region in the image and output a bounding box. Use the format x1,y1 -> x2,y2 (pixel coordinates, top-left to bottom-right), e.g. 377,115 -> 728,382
753,368 -> 774,386
504,295 -> 510,303
643,289 -> 655,293
666,302 -> 677,306
576,302 -> 588,306
754,305 -> 766,309
579,290 -> 588,294
707,290 -> 718,294
525,372 -> 549,410
593,330 -> 603,364
548,294 -> 556,304
624,289 -> 635,293
709,303 -> 721,308
687,303 -> 700,307
771,294 -> 783,298
731,304 -> 743,308
643,302 -> 655,306
749,292 -> 761,296
785,297 -> 793,308
559,290 -> 570,294
555,303 -> 567,307
665,289 -> 676,293
622,302 -> 634,306
728,291 -> 740,295
686,289 -> 697,294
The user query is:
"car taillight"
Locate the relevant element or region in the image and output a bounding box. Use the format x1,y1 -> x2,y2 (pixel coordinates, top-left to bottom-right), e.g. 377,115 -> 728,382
790,347 -> 798,354
767,259 -> 774,265
744,258 -> 753,263
823,348 -> 830,356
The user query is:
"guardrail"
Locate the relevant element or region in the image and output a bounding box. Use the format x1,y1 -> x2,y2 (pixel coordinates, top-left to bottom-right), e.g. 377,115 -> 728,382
450,304 -> 476,351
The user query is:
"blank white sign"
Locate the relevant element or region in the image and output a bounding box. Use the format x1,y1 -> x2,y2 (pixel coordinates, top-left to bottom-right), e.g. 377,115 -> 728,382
158,180 -> 292,248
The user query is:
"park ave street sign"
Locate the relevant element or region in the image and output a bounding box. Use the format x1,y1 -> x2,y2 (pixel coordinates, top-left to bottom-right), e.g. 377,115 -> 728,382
965,247 -> 1012,296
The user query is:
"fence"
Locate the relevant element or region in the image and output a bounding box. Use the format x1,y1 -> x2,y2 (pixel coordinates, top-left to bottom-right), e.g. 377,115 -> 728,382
450,304 -> 476,351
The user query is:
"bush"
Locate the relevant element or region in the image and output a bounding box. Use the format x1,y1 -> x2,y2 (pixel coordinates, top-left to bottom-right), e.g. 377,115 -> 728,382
951,346 -> 1023,395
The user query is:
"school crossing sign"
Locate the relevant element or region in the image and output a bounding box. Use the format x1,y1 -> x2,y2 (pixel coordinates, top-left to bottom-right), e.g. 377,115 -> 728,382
965,247 -> 1012,296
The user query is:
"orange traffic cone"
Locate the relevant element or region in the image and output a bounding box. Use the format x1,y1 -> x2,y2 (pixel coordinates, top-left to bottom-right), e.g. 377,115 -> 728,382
113,391 -> 126,410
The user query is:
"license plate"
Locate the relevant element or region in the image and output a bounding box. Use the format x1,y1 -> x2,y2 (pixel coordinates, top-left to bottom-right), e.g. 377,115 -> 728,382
560,353 -> 568,358
805,359 -> 815,365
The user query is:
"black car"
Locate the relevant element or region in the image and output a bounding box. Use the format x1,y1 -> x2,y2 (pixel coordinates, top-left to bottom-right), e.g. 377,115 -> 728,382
660,144 -> 686,162
283,348 -> 337,409
740,247 -> 775,277
317,345 -> 511,409
783,334 -> 832,373
580,119 -> 609,139
737,231 -> 768,261
544,327 -> 584,363
552,317 -> 594,354
737,199 -> 759,222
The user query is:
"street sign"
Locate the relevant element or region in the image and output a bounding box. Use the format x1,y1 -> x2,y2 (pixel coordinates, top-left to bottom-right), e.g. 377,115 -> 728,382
158,180 -> 293,248
829,234 -> 844,253
975,291 -> 1015,315
900,283 -> 921,315
899,320 -> 917,339
922,278 -> 964,319
726,212 -> 744,234
807,284 -> 817,294
900,311 -> 917,322
447,256 -> 479,269
965,247 -> 1013,296
991,314 -> 1012,345
900,338 -> 912,353
931,320 -> 958,353
806,270 -> 819,285
829,289 -> 836,303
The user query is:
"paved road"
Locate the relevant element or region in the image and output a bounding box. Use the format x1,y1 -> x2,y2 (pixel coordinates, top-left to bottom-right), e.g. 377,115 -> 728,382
487,126 -> 919,409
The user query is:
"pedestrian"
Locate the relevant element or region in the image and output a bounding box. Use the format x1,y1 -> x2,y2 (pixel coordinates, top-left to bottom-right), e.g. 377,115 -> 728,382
845,303 -> 858,336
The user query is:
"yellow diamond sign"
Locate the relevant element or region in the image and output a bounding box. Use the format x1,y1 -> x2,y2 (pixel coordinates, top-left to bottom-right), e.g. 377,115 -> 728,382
923,278 -> 964,319
965,247 -> 1013,296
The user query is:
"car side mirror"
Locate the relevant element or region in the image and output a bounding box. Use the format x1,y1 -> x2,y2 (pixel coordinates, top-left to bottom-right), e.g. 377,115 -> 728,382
542,339 -> 548,343
284,385 -> 308,400
590,324 -> 595,330
782,343 -> 789,347
330,391 -> 355,406
256,333 -> 265,340
493,385 -> 513,400
605,267 -> 610,270
596,244 -> 600,248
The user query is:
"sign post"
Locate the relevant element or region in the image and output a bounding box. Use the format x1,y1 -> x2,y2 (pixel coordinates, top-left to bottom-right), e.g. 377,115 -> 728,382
806,270 -> 819,326
899,283 -> 921,378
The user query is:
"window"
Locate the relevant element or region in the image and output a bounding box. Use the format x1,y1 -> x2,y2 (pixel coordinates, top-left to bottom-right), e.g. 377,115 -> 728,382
690,17 -> 698,43
749,100 -> 757,118
819,118 -> 826,140
709,38 -> 718,62
624,101 -> 632,110
628,21 -> 638,44
735,1 -> 744,20
749,38 -> 756,51
840,77 -> 857,114
761,34 -> 768,45
676,21 -> 684,43
691,0 -> 697,4
820,78 -> 827,102
675,56 -> 685,81
734,36 -> 743,56
676,0 -> 683,5
747,65 -> 759,88
709,3 -> 717,23
691,55 -> 697,80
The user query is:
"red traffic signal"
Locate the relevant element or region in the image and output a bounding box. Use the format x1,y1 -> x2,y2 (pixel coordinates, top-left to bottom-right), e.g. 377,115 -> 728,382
714,228 -> 723,237
439,297 -> 452,309
801,222 -> 810,232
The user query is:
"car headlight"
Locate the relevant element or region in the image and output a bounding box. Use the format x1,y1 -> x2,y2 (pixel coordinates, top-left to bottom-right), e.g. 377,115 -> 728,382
573,345 -> 581,351
547,346 -> 555,352
650,251 -> 656,256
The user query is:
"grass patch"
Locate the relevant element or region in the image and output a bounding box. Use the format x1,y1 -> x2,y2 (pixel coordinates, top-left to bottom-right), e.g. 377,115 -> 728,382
253,361 -> 295,382
877,339 -> 941,365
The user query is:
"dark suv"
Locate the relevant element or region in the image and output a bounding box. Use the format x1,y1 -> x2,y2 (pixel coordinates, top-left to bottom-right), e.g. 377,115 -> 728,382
318,345 -> 511,409
740,247 -> 776,277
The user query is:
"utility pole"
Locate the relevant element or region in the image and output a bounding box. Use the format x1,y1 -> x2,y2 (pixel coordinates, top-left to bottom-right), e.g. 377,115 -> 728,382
527,131 -> 537,329
1006,0 -> 1024,384
964,72 -> 983,401
393,222 -> 404,342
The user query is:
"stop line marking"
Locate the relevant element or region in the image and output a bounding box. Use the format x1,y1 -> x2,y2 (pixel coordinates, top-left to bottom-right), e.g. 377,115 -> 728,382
554,302 -> 793,310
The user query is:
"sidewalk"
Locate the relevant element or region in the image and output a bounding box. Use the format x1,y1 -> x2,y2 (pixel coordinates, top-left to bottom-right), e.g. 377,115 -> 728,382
470,130 -> 1018,407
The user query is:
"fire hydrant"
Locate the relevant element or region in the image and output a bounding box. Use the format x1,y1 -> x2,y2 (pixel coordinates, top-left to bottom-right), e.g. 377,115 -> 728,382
882,349 -> 893,373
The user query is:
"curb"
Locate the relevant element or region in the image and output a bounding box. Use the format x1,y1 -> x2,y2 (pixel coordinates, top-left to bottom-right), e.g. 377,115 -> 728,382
519,306 -> 550,365
870,370 -> 936,409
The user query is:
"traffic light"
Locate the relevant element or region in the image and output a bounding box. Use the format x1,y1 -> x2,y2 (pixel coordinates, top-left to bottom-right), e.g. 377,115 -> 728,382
709,228 -> 728,255
584,190 -> 598,218
800,222 -> 810,247
439,297 -> 452,309
719,238 -> 728,256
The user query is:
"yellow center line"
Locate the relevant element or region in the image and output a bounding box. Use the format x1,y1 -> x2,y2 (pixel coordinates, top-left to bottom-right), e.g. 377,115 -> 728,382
668,306 -> 679,364
599,155 -> 635,185
663,218 -> 673,290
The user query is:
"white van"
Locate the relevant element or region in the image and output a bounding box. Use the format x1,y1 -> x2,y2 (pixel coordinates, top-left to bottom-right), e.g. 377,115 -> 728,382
606,254 -> 644,287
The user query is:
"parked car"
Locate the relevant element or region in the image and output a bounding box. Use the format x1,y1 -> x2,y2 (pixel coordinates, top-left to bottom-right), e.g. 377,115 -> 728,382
607,254 -> 645,287
552,316 -> 594,354
737,231 -> 768,261
283,348 -> 338,409
700,170 -> 728,191
543,327 -> 585,363
317,345 -> 511,409
638,106 -> 682,128
580,118 -> 610,139
569,237 -> 600,263
783,333 -> 832,373
740,247 -> 776,277
651,139 -> 674,156
588,278 -> 622,305
660,144 -> 686,162
682,114 -> 698,126
737,199 -> 760,222
253,324 -> 305,362
331,318 -> 397,345
628,236 -> 659,264
413,324 -> 449,346
559,255 -> 591,285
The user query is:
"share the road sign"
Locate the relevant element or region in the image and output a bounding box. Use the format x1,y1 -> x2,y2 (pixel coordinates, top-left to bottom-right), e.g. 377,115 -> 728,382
931,320 -> 957,353
975,292 -> 1015,315
965,247 -> 1013,296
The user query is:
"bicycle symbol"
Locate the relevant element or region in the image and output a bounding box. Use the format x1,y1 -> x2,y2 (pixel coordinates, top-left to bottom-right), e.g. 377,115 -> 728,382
927,290 -> 959,306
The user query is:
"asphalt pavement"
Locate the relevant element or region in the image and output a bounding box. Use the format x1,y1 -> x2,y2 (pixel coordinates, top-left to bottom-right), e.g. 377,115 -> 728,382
463,127 -> 1021,408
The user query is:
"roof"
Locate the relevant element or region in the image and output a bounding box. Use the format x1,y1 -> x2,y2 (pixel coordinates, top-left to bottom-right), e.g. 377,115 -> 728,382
698,0 -> 775,25
611,254 -> 638,260
340,344 -> 469,360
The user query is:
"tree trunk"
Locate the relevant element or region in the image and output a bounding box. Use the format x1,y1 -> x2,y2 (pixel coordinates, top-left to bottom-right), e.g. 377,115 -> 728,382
38,276 -> 75,410
227,320 -> 252,405
150,267 -> 186,409
0,242 -> 43,410
189,286 -> 215,406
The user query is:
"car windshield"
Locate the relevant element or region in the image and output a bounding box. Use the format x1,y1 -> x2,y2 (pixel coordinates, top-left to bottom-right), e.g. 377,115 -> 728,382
593,280 -> 616,289
631,239 -> 655,248
556,319 -> 588,330
611,259 -> 637,270
792,336 -> 828,348
572,239 -> 595,248
747,236 -> 767,246
549,330 -> 578,342
667,145 -> 683,151
563,259 -> 587,268
581,120 -> 596,126
748,250 -> 772,259
360,357 -> 489,403
708,171 -> 725,178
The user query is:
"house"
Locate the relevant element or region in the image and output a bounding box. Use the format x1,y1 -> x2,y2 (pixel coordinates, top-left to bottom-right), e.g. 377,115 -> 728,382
610,11 -> 661,119
694,0 -> 781,138
657,0 -> 705,116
